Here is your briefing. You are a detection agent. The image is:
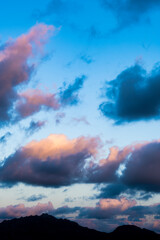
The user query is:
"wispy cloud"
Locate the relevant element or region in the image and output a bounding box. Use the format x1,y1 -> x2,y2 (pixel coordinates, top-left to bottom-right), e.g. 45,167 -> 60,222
25,194 -> 47,202
55,112 -> 66,125
101,0 -> 160,31
72,117 -> 90,125
25,120 -> 46,136
0,132 -> 11,144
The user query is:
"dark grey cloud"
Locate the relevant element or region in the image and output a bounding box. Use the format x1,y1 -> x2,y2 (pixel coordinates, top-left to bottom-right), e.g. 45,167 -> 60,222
87,140 -> 160,195
98,184 -> 128,199
52,206 -> 80,215
124,204 -> 160,219
120,141 -> 160,192
101,0 -> 160,30
59,75 -> 87,106
98,184 -> 153,200
26,194 -> 46,202
99,64 -> 160,124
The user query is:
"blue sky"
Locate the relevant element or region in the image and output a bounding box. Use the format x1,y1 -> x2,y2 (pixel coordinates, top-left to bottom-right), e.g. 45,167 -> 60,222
0,0 -> 160,233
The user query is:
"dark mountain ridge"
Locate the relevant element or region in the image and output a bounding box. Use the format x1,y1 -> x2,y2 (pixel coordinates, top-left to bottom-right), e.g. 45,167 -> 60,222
0,213 -> 159,240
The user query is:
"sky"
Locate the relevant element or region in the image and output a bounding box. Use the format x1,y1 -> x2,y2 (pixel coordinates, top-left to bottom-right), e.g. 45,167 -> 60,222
0,0 -> 160,233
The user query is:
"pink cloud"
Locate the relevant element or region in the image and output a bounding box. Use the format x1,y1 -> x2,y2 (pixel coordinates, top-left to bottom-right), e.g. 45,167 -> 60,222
79,197 -> 137,220
98,197 -> 136,211
0,202 -> 53,220
0,23 -> 54,122
16,89 -> 60,117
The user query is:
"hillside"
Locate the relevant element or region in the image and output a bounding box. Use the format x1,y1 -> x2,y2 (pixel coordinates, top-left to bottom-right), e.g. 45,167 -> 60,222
0,214 -> 159,240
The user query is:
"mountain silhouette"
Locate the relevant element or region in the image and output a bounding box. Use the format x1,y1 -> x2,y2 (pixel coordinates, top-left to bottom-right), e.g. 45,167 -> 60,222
0,213 -> 159,240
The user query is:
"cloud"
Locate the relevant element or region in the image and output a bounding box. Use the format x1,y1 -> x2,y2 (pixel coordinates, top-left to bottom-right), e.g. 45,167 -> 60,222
0,202 -> 53,220
77,198 -> 160,233
51,206 -> 80,215
16,89 -> 60,118
25,194 -> 47,202
98,184 -> 128,199
87,146 -> 127,183
1,132 -> 160,193
101,0 -> 160,30
0,132 -> 11,144
120,140 -> 160,192
0,202 -> 79,221
0,200 -> 160,233
34,0 -> 81,25
87,139 -> 160,194
79,197 -> 136,219
98,184 -> 153,200
15,75 -> 87,119
99,64 -> 160,124
80,55 -> 93,64
25,120 -> 46,136
55,112 -> 66,125
59,75 -> 87,106
0,23 -> 54,124
72,117 -> 90,125
0,134 -> 100,187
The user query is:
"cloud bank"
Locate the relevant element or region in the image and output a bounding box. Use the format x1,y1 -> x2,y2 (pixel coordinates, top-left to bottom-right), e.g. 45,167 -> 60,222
0,134 -> 100,187
1,134 -> 160,196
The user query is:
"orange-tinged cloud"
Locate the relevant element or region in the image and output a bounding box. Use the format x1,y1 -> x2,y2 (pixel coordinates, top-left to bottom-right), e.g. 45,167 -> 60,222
25,134 -> 99,160
0,134 -> 100,187
99,197 -> 136,211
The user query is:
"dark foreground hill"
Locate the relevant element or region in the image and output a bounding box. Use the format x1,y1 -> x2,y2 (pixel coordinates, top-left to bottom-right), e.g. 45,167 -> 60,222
0,213 -> 159,240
